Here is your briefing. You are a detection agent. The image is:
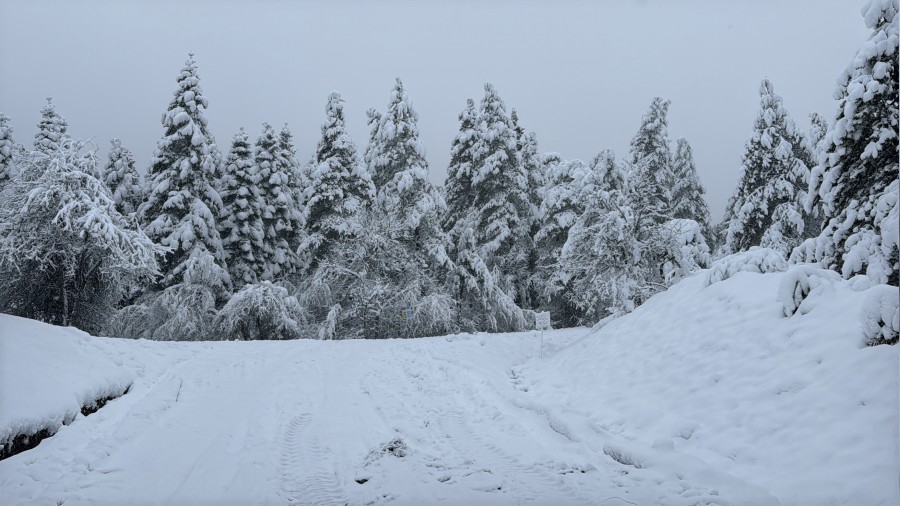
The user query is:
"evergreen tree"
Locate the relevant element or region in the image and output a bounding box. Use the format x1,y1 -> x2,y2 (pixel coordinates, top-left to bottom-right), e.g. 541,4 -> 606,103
33,97 -> 70,155
364,79 -> 451,292
510,109 -> 544,232
442,97 -> 528,332
300,92 -> 375,271
532,157 -> 587,324
140,54 -> 229,290
218,128 -> 266,287
367,78 -> 445,245
807,112 -> 830,154
627,97 -> 675,231
722,79 -> 814,257
442,98 -> 479,241
796,0 -> 899,286
534,151 -> 627,324
254,122 -> 295,279
103,138 -> 143,215
560,184 -> 641,322
670,138 -> 712,239
0,113 -> 14,189
509,109 -> 544,308
470,83 -> 531,299
275,123 -> 305,263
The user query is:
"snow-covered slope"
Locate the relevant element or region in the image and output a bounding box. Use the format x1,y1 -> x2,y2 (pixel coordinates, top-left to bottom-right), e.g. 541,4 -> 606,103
520,267 -> 899,506
0,317 -> 133,451
0,266 -> 896,506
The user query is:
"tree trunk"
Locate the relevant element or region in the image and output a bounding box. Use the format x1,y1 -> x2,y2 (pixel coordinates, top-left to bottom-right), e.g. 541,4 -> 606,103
61,269 -> 68,327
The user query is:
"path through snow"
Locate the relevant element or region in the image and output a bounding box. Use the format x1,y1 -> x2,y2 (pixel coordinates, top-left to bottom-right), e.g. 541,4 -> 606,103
0,324 -> 776,506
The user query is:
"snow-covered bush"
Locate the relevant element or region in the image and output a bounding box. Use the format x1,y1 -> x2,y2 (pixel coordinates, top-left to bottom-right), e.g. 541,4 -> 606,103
707,247 -> 788,286
657,218 -> 710,285
216,281 -> 308,340
861,284 -> 899,346
107,250 -> 225,341
777,265 -> 841,317
297,214 -> 460,340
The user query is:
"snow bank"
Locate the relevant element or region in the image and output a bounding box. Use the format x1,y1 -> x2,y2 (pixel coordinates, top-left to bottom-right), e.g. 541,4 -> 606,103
524,267 -> 900,505
0,315 -> 133,453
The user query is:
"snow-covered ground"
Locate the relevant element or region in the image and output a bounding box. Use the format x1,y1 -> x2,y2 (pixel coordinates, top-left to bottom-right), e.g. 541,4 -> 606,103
0,266 -> 897,506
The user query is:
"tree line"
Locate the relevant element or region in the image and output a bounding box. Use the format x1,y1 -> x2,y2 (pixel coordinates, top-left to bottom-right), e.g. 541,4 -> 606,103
0,1 -> 895,340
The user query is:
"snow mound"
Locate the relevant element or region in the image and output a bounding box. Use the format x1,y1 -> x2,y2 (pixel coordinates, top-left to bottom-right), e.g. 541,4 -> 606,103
0,315 -> 133,451
526,268 -> 899,506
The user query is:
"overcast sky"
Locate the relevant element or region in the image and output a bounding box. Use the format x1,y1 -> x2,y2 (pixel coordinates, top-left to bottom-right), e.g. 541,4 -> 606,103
0,0 -> 869,219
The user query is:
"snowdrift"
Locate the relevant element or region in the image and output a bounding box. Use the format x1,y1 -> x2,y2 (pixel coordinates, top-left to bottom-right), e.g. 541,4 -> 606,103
521,265 -> 899,505
0,316 -> 133,457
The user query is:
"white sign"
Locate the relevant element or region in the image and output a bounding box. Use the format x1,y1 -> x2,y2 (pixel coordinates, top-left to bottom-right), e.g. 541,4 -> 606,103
534,311 -> 551,330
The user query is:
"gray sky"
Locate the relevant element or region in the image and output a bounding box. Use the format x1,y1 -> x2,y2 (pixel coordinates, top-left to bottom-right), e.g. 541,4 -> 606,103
0,0 -> 868,219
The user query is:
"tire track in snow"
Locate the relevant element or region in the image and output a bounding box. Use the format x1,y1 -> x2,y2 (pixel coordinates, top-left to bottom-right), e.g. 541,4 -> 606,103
424,352 -> 600,506
383,352 -> 595,506
279,414 -> 347,506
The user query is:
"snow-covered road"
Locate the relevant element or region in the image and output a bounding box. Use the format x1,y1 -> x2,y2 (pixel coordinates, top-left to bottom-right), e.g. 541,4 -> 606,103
0,327 -> 774,506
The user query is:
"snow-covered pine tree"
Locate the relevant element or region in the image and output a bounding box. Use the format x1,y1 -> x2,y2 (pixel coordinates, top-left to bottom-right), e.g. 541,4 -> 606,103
33,97 -> 70,156
627,97 -> 675,231
0,113 -> 13,189
510,109 -> 544,235
443,98 -> 528,332
670,138 -> 712,240
470,83 -> 531,300
442,98 -> 479,241
276,124 -> 305,259
722,79 -> 814,257
559,183 -> 642,322
140,54 -> 229,291
367,79 -> 446,246
218,128 -> 266,288
300,92 -> 375,272
807,112 -> 830,154
532,157 -> 586,318
509,109 -> 544,308
535,151 -> 628,324
103,138 -> 143,216
0,140 -> 159,333
253,123 -> 284,279
794,0 -> 899,286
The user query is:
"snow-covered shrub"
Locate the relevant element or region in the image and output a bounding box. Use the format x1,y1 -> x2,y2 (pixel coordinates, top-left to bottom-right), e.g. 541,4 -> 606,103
777,265 -> 841,317
297,214 -> 460,340
103,302 -> 153,340
107,250 -> 225,341
657,218 -> 710,285
216,281 -> 308,340
861,284 -> 899,346
707,247 -> 788,286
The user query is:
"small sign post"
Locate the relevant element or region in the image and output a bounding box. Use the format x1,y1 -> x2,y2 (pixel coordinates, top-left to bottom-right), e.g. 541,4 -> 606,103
534,311 -> 551,358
